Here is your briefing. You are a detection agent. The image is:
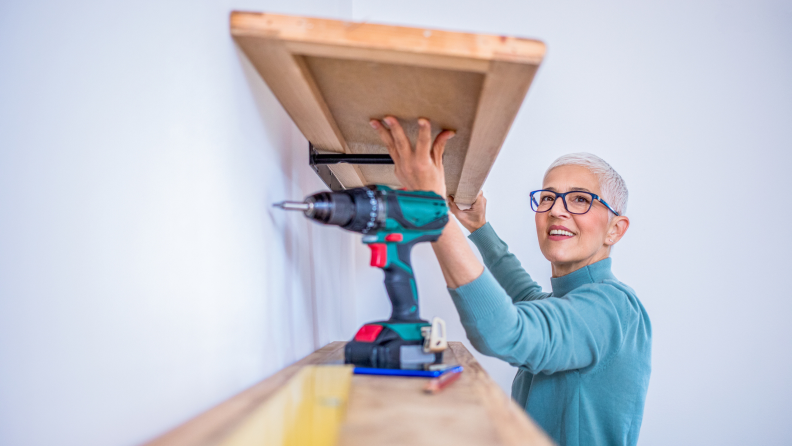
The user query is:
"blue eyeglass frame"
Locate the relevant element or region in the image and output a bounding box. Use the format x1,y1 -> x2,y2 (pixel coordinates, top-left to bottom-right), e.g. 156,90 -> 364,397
530,189 -> 620,216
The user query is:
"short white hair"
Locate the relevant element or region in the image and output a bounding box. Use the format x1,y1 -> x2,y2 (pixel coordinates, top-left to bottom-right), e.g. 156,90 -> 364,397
544,153 -> 628,215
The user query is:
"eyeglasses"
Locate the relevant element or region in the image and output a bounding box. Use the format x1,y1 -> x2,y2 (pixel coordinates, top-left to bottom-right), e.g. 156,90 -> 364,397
530,190 -> 620,216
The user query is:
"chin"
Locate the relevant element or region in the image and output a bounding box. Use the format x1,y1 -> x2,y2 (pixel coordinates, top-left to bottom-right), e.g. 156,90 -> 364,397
541,245 -> 578,264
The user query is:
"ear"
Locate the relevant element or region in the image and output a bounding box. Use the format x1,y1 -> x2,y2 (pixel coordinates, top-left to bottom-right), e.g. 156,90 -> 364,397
605,216 -> 630,246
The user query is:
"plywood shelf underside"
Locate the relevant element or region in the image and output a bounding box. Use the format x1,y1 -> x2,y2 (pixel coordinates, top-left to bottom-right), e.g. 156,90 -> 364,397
231,12 -> 545,205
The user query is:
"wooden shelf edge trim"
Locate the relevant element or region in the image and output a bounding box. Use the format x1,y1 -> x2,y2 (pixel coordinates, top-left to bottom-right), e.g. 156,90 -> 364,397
285,40 -> 492,73
229,11 -> 546,66
454,61 -> 541,205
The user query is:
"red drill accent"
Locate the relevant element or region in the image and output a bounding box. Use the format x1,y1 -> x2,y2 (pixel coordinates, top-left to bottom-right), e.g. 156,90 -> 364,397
384,233 -> 403,242
354,324 -> 384,342
369,243 -> 387,267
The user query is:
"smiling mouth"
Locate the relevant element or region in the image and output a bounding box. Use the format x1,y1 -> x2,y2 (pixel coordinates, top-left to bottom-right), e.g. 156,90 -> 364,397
548,227 -> 575,240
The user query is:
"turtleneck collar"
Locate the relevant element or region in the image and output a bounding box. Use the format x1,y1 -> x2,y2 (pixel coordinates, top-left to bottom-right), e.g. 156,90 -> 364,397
550,257 -> 616,297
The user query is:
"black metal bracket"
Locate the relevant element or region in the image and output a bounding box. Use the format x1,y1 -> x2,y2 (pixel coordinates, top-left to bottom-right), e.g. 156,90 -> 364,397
309,142 -> 394,191
309,143 -> 394,165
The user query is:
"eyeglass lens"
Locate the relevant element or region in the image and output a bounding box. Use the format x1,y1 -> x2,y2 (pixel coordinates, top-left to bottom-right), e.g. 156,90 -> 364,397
532,191 -> 594,214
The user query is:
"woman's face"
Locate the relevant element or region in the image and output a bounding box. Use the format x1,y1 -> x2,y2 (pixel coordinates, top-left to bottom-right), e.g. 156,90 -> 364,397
535,165 -> 628,277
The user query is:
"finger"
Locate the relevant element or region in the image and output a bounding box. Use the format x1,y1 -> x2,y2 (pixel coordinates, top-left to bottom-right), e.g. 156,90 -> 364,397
431,130 -> 455,165
470,192 -> 487,212
385,140 -> 401,165
471,190 -> 484,207
384,116 -> 411,157
370,119 -> 400,164
447,195 -> 462,216
416,118 -> 432,160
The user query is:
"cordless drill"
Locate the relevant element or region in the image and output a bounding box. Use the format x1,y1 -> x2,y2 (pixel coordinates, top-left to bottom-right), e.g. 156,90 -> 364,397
274,185 -> 448,369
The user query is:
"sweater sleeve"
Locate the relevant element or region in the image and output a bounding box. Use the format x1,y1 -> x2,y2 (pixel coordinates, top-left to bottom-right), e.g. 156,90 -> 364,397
468,223 -> 550,303
448,269 -> 630,374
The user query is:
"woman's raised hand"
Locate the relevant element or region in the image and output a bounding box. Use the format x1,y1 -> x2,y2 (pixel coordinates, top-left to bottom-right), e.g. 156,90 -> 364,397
371,116 -> 484,287
449,191 -> 487,233
369,116 -> 455,197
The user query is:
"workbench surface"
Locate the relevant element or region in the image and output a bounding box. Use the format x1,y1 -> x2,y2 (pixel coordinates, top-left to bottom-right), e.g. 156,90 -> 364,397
143,342 -> 554,446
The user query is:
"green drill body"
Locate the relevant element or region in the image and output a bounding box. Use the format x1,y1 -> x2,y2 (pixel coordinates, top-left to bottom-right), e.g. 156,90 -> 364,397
361,187 -> 448,325
275,185 -> 449,368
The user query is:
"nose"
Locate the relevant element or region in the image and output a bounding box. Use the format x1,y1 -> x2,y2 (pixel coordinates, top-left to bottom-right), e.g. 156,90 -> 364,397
549,197 -> 570,219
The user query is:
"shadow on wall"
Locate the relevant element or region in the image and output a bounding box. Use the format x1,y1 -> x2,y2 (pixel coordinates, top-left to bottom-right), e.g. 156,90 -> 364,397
233,44 -> 358,361
236,44 -> 317,361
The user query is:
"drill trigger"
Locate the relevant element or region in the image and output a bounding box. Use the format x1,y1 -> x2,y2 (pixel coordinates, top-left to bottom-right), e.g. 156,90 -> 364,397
369,243 -> 387,268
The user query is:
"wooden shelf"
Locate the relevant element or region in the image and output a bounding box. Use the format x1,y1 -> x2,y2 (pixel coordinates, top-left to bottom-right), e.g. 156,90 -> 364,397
231,12 -> 545,206
143,342 -> 553,446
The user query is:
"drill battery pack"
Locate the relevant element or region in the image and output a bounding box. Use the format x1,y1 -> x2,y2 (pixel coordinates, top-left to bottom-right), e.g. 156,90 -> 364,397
344,322 -> 442,370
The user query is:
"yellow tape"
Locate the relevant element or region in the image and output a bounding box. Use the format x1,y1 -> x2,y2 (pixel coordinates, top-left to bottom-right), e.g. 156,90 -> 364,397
218,365 -> 353,446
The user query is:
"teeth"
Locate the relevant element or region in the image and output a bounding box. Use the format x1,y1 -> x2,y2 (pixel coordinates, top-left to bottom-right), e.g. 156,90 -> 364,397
549,229 -> 574,237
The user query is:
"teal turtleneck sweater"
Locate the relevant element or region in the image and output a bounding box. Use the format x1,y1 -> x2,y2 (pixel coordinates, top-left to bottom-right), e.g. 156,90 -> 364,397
448,223 -> 652,446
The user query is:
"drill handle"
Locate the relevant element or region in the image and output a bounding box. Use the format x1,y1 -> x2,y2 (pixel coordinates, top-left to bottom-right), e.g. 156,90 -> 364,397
381,234 -> 441,322
383,260 -> 419,322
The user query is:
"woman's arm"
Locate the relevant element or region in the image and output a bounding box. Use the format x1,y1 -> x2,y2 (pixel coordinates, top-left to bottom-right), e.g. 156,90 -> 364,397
451,276 -> 633,374
432,214 -> 485,288
450,193 -> 548,302
468,223 -> 549,302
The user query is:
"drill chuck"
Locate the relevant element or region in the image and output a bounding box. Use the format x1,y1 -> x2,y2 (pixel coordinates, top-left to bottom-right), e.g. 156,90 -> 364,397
274,187 -> 387,233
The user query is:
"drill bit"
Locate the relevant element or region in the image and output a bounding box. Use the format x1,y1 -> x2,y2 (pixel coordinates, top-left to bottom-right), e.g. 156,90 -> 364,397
273,201 -> 313,212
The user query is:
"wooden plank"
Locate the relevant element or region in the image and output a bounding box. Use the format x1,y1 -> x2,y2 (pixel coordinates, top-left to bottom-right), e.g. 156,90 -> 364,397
450,343 -> 554,446
217,366 -> 353,446
141,342 -> 346,446
285,41 -> 492,73
453,61 -> 540,204
230,12 -> 545,66
143,342 -> 553,446
338,342 -> 554,446
231,11 -> 545,205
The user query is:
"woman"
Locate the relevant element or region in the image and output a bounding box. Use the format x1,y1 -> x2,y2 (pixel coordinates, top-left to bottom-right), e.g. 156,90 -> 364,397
370,116 -> 652,446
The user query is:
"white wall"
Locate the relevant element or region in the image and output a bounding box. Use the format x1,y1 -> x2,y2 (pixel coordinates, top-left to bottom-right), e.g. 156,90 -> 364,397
351,1 -> 792,445
1,0 -> 791,445
0,1 -> 357,445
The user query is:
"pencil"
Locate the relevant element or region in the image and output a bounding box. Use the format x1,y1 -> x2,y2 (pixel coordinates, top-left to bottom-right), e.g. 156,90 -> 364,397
423,367 -> 463,394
